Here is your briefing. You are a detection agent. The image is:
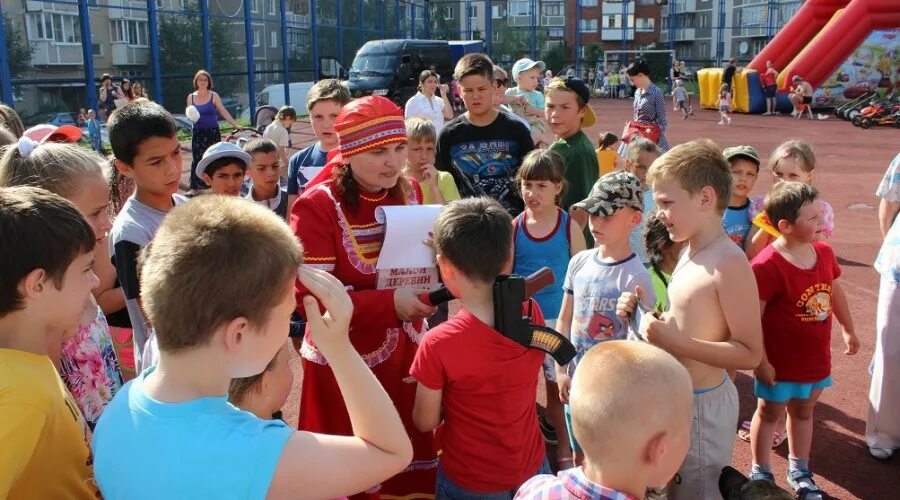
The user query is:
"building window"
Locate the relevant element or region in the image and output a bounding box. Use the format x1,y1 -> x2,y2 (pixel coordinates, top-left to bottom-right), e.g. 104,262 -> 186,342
251,0 -> 261,14
580,19 -> 598,32
255,62 -> 264,80
92,43 -> 103,56
470,5 -> 478,18
443,6 -> 454,20
28,13 -> 83,44
253,27 -> 261,47
268,0 -> 276,15
636,17 -> 654,31
603,15 -> 617,28
582,0 -> 598,7
493,30 -> 502,42
549,27 -> 565,38
110,19 -> 149,46
510,1 -> 529,17
492,5 -> 506,18
542,2 -> 562,17
271,31 -> 278,48
156,0 -> 165,8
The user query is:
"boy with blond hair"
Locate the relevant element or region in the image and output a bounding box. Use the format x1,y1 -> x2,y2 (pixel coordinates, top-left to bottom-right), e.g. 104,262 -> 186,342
516,341 -> 693,499
93,196 -> 413,498
618,139 -> 763,499
0,187 -> 100,499
404,117 -> 460,205
287,79 -> 351,207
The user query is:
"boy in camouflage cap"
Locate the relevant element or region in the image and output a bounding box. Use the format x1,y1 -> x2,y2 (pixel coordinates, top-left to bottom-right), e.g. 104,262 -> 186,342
555,170 -> 656,464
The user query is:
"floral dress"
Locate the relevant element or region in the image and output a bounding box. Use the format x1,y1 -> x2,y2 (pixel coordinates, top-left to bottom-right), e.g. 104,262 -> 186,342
59,308 -> 124,429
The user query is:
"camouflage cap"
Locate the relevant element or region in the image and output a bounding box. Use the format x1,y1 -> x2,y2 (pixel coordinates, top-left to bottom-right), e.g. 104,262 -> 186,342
572,170 -> 643,216
722,145 -> 760,166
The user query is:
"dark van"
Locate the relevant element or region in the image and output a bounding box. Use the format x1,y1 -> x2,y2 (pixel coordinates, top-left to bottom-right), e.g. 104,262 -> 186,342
340,39 -> 455,106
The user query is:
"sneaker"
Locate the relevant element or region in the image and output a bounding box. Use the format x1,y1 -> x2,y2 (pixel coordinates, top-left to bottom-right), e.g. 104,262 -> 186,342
538,414 -> 558,445
787,470 -> 823,500
791,110 -> 799,117
870,447 -> 894,460
718,121 -> 725,126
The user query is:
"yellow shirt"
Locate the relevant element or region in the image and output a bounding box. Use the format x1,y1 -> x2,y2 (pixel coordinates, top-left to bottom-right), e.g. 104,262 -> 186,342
420,170 -> 462,205
596,148 -> 619,176
0,349 -> 98,499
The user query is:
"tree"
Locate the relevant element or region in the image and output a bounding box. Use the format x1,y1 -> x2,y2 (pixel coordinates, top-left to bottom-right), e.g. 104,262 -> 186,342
157,2 -> 242,111
4,13 -> 34,79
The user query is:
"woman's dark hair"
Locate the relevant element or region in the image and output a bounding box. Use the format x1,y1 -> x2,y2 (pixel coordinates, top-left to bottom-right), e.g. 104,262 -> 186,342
644,214 -> 674,288
418,70 -> 440,91
120,79 -> 133,100
625,59 -> 651,78
333,162 -> 413,213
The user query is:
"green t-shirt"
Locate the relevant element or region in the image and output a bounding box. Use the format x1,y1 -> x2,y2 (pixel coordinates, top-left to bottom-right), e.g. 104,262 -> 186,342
648,266 -> 671,312
551,130 -> 601,211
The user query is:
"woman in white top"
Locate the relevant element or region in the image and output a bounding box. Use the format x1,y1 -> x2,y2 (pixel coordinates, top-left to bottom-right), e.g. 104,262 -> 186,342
404,70 -> 453,134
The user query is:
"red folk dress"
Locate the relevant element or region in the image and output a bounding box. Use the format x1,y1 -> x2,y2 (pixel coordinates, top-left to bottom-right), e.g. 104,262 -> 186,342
290,178 -> 437,498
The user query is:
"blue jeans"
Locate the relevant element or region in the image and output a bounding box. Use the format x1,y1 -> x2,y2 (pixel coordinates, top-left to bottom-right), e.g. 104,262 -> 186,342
435,459 -> 551,499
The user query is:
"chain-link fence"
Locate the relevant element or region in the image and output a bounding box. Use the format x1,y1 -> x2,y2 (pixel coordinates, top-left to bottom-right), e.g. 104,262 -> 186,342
1,0 -> 806,123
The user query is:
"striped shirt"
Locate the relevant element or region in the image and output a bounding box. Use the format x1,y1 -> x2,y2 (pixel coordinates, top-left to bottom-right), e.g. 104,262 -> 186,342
515,468 -> 640,500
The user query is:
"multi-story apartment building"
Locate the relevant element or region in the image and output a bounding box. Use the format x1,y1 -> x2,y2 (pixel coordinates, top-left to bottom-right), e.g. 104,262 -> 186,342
569,0 -> 661,60
660,0 -> 802,66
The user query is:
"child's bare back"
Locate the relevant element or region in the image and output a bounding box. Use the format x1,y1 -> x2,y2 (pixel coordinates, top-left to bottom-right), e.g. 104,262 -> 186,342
664,234 -> 758,388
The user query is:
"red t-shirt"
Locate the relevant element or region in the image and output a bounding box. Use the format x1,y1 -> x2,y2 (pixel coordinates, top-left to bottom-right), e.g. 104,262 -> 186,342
761,70 -> 777,87
409,307 -> 545,492
752,241 -> 841,382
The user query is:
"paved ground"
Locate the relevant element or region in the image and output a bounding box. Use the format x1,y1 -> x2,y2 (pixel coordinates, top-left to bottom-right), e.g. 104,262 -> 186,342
180,97 -> 898,499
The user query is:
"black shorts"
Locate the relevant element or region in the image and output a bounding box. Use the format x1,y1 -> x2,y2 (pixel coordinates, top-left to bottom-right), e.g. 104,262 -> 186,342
802,95 -> 813,104
763,85 -> 777,98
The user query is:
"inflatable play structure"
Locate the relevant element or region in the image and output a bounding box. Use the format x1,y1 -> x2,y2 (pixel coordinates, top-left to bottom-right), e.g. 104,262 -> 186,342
698,0 -> 900,113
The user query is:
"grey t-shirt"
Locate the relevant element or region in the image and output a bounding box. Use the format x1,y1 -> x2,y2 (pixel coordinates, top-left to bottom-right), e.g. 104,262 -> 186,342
109,194 -> 187,372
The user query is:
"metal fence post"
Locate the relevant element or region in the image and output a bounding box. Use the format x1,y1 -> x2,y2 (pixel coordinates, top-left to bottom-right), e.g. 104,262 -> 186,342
485,0 -> 492,57
244,0 -> 256,121
529,0 -> 536,60
410,2 -> 415,38
337,0 -> 344,65
279,0 -> 289,103
200,0 -> 212,72
716,0 -> 725,66
621,0 -> 628,53
311,0 -> 319,80
379,0 -> 385,37
465,0 -> 472,39
76,0 -> 97,115
395,0 -> 402,37
147,0 -> 163,106
0,5 -> 15,106
359,0 -> 365,47
575,0 -> 582,74
424,0 -> 431,38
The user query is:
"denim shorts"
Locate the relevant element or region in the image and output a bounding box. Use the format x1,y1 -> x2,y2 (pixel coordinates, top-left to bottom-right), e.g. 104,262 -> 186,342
435,459 -> 551,500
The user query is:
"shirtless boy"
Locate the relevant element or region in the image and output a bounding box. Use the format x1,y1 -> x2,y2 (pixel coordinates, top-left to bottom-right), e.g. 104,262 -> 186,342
618,139 -> 763,499
789,76 -> 814,117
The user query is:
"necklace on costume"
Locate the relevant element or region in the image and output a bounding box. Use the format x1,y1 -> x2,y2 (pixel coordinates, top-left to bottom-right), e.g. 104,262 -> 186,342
672,234 -> 728,277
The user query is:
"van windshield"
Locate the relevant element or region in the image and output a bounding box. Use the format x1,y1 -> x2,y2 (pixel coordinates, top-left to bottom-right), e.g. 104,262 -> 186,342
350,51 -> 398,77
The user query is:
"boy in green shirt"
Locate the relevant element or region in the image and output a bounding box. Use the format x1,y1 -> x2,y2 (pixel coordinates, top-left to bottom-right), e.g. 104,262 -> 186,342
545,77 -> 600,233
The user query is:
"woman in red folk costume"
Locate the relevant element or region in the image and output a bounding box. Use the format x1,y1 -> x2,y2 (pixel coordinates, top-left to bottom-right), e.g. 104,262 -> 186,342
290,96 -> 438,498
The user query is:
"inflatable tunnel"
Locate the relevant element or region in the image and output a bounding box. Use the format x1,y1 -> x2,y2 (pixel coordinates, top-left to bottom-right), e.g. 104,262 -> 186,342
699,0 -> 900,113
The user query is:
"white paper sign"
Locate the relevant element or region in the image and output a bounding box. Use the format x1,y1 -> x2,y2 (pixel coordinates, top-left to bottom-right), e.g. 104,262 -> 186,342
298,166 -> 324,184
375,204 -> 443,290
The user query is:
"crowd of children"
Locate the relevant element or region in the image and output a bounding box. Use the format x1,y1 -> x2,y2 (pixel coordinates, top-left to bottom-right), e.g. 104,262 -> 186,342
0,47 -> 886,500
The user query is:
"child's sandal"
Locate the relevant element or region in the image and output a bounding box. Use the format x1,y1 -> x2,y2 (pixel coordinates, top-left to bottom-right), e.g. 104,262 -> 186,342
749,471 -> 775,482
787,470 -> 827,500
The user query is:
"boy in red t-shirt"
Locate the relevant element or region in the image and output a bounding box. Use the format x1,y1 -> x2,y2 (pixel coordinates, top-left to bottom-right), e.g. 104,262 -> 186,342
410,197 -> 547,496
748,182 -> 858,498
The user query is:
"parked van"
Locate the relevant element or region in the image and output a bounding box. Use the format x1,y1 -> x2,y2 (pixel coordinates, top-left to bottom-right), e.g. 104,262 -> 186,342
254,81 -> 315,115
337,39 -> 478,106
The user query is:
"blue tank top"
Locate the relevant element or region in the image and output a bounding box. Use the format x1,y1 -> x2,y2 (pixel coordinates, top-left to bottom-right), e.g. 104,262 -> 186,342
192,94 -> 219,130
513,209 -> 571,321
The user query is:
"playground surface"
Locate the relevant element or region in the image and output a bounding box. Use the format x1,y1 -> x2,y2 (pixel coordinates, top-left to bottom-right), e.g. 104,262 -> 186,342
179,98 -> 898,498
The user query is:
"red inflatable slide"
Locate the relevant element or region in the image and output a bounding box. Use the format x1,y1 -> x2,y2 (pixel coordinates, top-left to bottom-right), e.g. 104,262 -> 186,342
748,0 -> 900,92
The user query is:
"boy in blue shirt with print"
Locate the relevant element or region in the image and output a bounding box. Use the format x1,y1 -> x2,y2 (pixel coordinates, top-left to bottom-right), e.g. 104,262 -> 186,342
555,171 -> 656,464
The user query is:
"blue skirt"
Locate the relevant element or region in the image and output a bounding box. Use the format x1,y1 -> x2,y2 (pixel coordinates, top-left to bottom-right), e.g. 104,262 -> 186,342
755,376 -> 832,403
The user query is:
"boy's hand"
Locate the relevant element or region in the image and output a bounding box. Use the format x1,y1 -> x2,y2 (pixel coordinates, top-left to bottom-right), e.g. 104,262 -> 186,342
299,266 -> 353,351
615,286 -> 644,321
556,370 -> 572,404
641,313 -> 680,352
439,84 -> 449,96
842,329 -> 860,355
754,360 -> 777,386
419,164 -> 441,189
394,288 -> 436,322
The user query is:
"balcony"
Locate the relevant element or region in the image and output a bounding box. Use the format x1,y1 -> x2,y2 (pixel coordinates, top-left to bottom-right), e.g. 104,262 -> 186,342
112,43 -> 150,66
671,0 -> 698,12
109,0 -> 149,20
542,15 -> 564,26
602,1 -> 635,16
30,41 -> 83,66
508,15 -> 532,27
733,25 -> 767,37
601,28 -> 635,41
26,0 -> 77,13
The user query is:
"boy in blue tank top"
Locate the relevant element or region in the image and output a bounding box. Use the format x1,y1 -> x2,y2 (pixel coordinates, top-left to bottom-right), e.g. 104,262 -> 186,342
722,145 -> 761,250
555,171 -> 656,465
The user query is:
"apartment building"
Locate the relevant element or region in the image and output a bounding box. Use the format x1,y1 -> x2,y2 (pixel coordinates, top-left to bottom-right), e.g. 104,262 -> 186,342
570,0 -> 661,59
659,0 -> 802,66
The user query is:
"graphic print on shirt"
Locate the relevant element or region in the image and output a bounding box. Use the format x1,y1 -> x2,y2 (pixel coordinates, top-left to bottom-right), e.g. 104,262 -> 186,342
450,139 -> 520,209
572,295 -> 622,348
797,283 -> 832,322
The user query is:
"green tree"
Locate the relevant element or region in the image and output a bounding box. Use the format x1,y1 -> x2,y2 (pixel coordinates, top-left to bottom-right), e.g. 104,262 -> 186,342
157,2 -> 242,112
4,13 -> 34,79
